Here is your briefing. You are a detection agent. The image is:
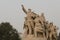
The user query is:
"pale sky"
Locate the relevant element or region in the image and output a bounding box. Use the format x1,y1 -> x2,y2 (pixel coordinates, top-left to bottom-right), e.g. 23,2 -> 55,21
0,0 -> 60,33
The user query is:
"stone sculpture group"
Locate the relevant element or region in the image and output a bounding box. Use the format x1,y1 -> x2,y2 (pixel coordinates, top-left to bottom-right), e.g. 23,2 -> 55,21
21,5 -> 57,40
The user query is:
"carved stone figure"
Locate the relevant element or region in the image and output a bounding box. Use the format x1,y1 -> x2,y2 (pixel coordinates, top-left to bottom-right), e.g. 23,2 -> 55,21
41,13 -> 45,22
34,15 -> 45,37
44,21 -> 49,39
48,22 -> 57,40
23,17 -> 29,36
22,5 -> 57,40
22,5 -> 35,35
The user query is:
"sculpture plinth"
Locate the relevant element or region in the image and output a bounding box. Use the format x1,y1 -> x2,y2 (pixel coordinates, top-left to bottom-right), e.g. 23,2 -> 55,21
22,5 -> 57,40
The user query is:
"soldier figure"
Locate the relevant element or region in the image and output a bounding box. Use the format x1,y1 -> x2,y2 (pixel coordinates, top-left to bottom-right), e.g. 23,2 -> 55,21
48,22 -> 57,40
22,5 -> 34,35
34,15 -> 45,37
23,17 -> 29,36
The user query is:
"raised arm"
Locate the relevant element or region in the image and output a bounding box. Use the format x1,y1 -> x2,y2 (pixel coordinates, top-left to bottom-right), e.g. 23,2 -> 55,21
21,5 -> 27,14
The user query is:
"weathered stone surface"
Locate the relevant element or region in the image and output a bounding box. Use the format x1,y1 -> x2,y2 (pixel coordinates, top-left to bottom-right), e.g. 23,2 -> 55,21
22,35 -> 47,40
21,5 -> 57,40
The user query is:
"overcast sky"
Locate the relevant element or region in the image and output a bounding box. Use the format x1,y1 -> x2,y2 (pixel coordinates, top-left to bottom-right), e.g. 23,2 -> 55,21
0,0 -> 60,33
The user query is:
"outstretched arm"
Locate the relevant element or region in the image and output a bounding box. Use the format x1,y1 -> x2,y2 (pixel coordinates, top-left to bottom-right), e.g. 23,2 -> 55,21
21,5 -> 27,14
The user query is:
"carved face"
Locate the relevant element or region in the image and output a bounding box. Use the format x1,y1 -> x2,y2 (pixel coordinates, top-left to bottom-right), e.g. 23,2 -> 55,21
50,22 -> 53,26
28,9 -> 31,12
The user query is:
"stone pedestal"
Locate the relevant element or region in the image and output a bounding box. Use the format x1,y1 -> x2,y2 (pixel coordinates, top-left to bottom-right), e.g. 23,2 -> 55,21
22,35 -> 47,40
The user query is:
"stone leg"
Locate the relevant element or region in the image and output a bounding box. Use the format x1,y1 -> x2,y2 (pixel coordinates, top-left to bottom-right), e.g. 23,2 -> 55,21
27,22 -> 32,35
24,27 -> 28,36
30,22 -> 34,34
34,28 -> 37,37
46,31 -> 48,39
43,33 -> 45,38
52,33 -> 57,40
49,33 -> 52,40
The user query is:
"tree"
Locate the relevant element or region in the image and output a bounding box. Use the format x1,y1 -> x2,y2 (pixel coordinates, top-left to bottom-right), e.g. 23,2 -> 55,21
0,22 -> 21,40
